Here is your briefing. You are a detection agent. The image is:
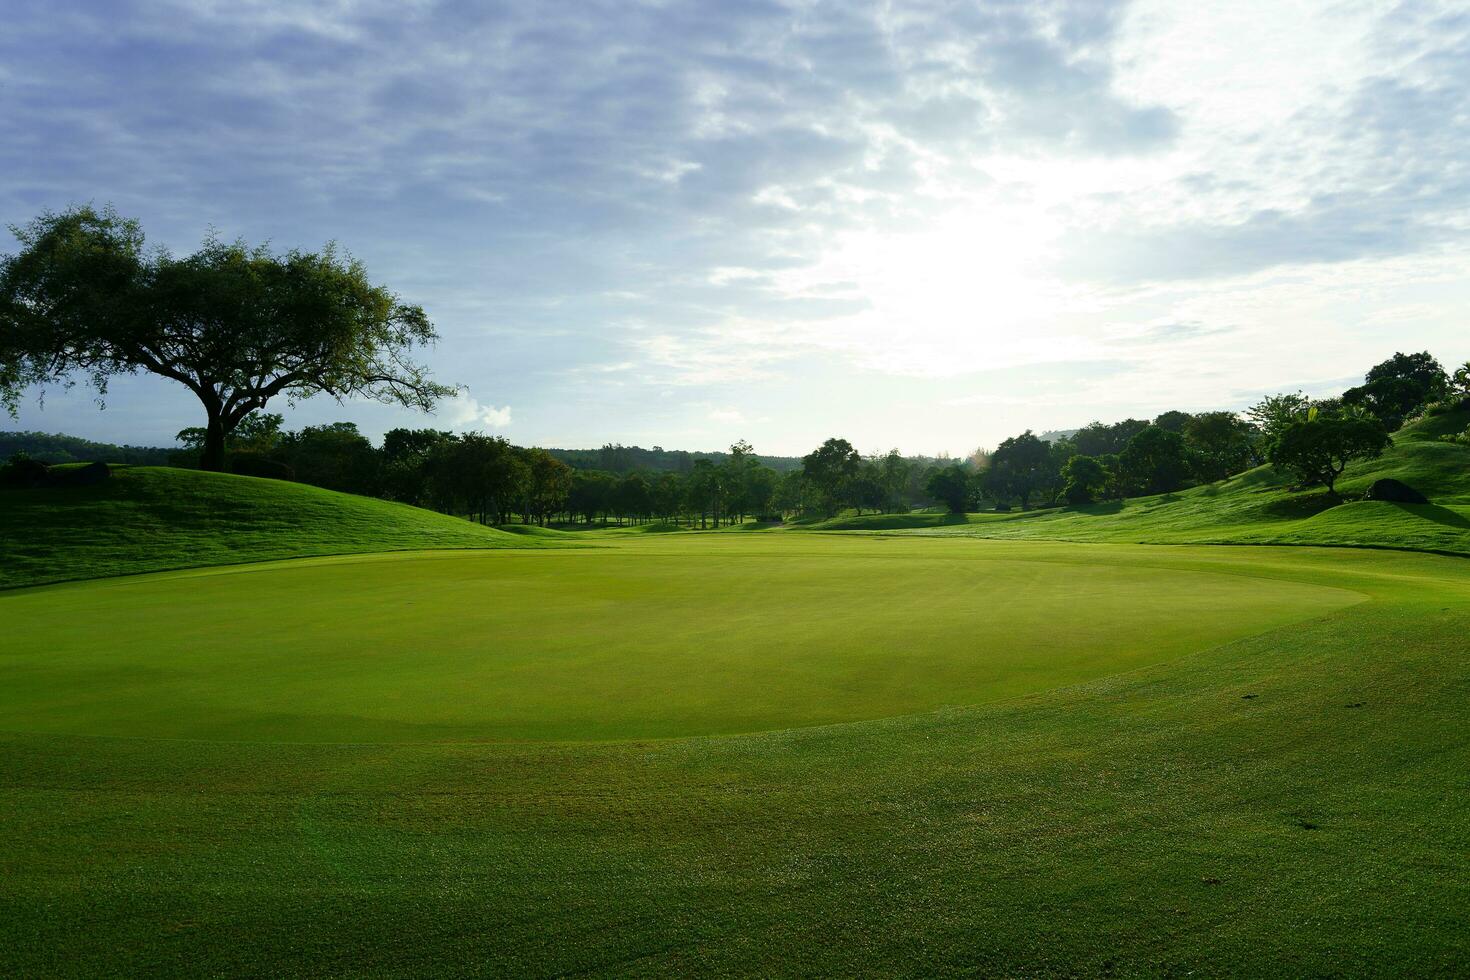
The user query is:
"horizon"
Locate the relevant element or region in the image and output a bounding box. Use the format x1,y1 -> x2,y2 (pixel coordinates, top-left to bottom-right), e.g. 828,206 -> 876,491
4,1 -> 1469,456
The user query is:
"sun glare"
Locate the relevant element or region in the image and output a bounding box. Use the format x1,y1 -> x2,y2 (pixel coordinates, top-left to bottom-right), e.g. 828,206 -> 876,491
785,203 -> 1090,373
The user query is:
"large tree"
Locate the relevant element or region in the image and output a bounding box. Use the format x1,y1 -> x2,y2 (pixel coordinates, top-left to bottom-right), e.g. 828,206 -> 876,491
1268,416 -> 1390,497
1452,361 -> 1470,398
0,206 -> 454,471
1061,454 -> 1111,505
1246,392 -> 1311,449
1342,351 -> 1449,430
276,421 -> 379,495
379,427 -> 456,506
1183,411 -> 1257,481
1119,426 -> 1191,496
876,449 -> 913,513
1073,418 -> 1149,457
984,430 -> 1054,509
924,464 -> 972,514
524,449 -> 573,525
802,437 -> 860,516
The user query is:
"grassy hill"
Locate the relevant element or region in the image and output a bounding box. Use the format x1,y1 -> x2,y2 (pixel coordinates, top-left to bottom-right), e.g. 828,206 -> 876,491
1,416 -> 1468,973
0,466 -> 569,590
814,406 -> 1470,554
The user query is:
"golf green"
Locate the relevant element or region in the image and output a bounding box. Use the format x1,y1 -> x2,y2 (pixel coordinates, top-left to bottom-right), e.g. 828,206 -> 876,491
1,538 -> 1361,742
2,536 -> 1467,976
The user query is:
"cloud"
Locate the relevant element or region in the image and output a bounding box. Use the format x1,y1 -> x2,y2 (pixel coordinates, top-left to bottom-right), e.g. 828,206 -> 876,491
446,394 -> 512,430
3,0 -> 1468,456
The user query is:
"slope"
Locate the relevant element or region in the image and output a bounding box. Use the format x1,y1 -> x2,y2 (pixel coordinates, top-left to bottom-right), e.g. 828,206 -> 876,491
818,406 -> 1470,554
0,466 -> 569,589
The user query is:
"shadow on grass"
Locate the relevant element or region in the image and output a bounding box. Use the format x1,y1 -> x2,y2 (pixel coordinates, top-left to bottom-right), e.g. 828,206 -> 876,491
1263,493 -> 1341,519
1073,500 -> 1125,516
1395,502 -> 1470,529
1144,493 -> 1182,509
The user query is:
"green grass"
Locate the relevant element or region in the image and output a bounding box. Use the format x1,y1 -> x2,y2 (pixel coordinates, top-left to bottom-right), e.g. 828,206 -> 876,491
813,407 -> 1470,554
0,466 -> 569,589
0,540 -> 1359,742
1,536 -> 1466,975
1,430 -> 1468,975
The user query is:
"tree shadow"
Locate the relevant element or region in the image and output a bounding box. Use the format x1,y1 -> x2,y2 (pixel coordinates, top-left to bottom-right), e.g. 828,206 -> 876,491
1144,493 -> 1182,509
1392,502 -> 1470,529
1263,493 -> 1340,519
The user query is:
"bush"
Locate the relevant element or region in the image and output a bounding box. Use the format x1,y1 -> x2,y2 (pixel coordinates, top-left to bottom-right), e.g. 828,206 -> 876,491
1366,478 -> 1429,504
1440,425 -> 1470,447
229,454 -> 296,481
0,452 -> 50,488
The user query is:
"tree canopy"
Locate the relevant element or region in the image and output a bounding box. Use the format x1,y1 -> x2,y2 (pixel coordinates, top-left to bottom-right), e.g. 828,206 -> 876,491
0,205 -> 454,470
925,464 -> 972,514
1342,352 -> 1449,431
802,437 -> 861,515
1119,426 -> 1191,496
1268,416 -> 1390,497
1061,454 -> 1110,505
984,430 -> 1053,509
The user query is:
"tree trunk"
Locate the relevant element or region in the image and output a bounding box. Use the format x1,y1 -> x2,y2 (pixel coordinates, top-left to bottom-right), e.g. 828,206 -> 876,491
201,413 -> 227,472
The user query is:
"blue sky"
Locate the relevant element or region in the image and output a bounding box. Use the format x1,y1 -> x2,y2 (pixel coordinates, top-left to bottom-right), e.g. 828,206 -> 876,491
4,0 -> 1468,456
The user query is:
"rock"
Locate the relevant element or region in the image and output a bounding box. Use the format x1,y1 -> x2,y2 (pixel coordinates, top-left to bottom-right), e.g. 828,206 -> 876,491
1365,478 -> 1428,504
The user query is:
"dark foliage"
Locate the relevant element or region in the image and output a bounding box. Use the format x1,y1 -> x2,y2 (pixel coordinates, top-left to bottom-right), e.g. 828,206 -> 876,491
1366,478 -> 1428,504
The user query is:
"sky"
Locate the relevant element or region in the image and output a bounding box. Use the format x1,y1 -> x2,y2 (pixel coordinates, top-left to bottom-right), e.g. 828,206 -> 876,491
3,0 -> 1468,457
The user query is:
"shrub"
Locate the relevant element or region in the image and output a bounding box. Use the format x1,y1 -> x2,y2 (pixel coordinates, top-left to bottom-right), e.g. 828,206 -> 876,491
1365,478 -> 1428,504
0,452 -> 49,488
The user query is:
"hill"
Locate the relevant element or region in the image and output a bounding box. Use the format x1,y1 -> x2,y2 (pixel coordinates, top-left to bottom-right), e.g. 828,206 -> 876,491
0,430 -> 175,466
813,406 -> 1470,555
0,466 -> 569,590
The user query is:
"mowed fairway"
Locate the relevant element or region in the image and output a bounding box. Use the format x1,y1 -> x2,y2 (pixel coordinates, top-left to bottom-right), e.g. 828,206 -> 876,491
1,537 -> 1360,742
2,535 -> 1468,976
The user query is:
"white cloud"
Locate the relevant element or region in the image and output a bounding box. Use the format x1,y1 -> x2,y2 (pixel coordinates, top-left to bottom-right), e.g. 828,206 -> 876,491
6,0 -> 1470,456
446,393 -> 512,430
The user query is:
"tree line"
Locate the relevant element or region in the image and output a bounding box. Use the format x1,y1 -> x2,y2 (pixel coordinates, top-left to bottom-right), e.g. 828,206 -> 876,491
4,208 -> 1467,522
167,345 -> 1470,526
920,351 -> 1470,513
0,430 -> 173,466
169,418 -> 952,526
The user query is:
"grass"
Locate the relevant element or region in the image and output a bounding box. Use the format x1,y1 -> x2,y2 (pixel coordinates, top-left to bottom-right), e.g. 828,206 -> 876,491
1,427 -> 1468,974
811,406 -> 1470,554
0,465 -> 569,589
0,540 -> 1359,742
0,537 -> 1466,975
